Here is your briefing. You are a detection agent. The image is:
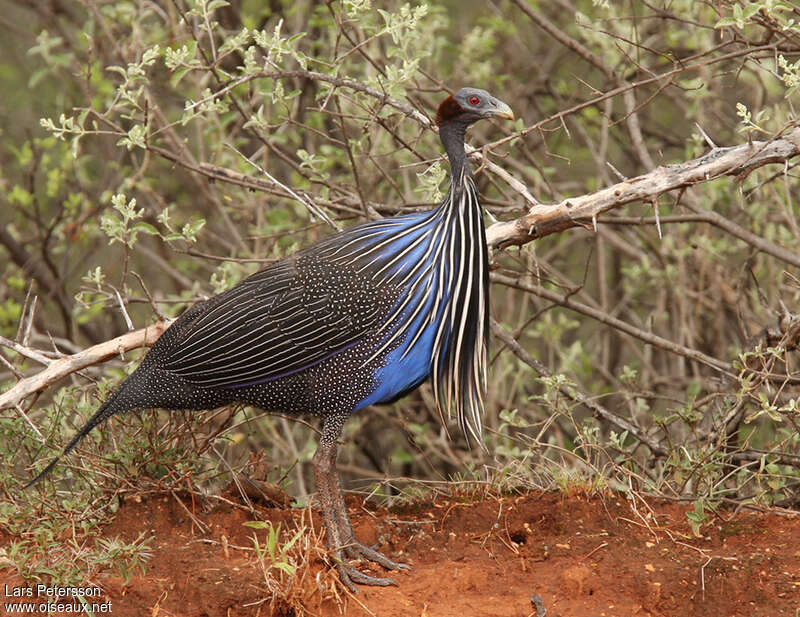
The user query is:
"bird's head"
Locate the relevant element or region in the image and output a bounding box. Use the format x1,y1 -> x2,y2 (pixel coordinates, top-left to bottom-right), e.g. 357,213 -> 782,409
435,87 -> 514,127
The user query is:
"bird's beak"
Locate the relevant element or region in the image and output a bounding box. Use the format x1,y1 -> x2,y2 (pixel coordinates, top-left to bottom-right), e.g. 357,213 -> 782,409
491,99 -> 515,121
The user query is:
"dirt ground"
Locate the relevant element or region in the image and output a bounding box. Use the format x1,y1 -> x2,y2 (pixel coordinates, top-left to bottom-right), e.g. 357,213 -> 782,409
2,488 -> 799,617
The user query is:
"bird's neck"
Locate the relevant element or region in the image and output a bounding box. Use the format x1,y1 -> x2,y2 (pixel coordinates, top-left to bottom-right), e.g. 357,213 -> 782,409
439,121 -> 470,185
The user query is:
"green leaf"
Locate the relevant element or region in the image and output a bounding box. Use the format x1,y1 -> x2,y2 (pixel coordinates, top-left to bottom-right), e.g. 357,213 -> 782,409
181,218 -> 206,243
132,222 -> 159,235
274,562 -> 295,574
206,0 -> 230,11
170,67 -> 190,87
743,4 -> 762,20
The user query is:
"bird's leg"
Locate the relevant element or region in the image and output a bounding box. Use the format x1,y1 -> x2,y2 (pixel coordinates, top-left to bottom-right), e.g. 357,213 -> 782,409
312,420 -> 406,590
325,452 -> 409,572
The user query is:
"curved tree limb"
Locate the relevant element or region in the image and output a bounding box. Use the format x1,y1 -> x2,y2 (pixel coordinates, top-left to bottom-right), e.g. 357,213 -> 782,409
486,127 -> 800,269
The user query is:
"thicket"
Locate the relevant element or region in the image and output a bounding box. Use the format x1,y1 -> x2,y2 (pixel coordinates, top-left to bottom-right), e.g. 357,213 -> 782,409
0,0 -> 799,586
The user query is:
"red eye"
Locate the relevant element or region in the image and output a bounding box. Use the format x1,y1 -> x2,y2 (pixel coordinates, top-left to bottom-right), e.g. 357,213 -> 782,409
469,96 -> 480,105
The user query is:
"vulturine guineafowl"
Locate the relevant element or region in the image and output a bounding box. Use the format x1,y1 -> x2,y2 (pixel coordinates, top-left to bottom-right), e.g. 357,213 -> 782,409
26,88 -> 514,589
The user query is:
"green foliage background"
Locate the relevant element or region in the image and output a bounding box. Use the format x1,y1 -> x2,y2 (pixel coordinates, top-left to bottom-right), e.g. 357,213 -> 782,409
1,0 -> 799,584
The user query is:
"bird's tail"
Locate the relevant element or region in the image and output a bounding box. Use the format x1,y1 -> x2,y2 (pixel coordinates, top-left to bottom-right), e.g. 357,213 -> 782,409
24,385 -> 134,489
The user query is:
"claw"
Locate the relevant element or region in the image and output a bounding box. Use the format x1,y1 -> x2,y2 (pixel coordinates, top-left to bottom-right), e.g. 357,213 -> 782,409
336,561 -> 398,593
344,540 -> 409,571
333,541 -> 409,591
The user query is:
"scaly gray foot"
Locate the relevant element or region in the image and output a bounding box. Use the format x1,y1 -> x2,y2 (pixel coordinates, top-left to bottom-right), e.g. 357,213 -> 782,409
343,539 -> 410,572
336,561 -> 398,592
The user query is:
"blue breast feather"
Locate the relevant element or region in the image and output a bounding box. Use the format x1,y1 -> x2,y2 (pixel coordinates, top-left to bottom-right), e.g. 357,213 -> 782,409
354,289 -> 444,409
351,211 -> 453,409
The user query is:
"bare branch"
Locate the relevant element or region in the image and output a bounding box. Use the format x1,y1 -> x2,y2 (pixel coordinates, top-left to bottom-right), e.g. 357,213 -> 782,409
0,321 -> 171,411
486,128 -> 800,270
491,273 -> 735,376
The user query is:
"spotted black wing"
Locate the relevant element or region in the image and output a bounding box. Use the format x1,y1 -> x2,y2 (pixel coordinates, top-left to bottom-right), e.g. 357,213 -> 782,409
160,254 -> 395,389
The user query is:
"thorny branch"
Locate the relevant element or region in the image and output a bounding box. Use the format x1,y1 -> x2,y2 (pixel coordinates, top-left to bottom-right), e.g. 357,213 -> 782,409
485,128 -> 800,262
491,274 -> 734,375
491,318 -> 668,456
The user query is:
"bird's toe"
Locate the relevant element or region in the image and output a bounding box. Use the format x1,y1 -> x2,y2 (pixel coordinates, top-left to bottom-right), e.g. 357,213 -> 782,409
345,540 -> 409,571
337,562 -> 398,592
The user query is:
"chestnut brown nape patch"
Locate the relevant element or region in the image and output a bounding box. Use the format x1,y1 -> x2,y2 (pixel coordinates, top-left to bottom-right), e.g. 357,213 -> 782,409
435,95 -> 462,125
